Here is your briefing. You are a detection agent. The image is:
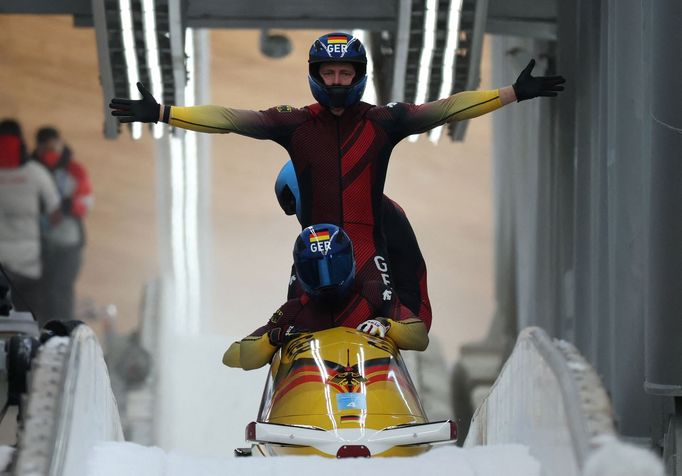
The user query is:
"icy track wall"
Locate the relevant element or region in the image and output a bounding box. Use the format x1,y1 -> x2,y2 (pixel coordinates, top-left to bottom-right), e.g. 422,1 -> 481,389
464,327 -> 615,476
14,325 -> 124,476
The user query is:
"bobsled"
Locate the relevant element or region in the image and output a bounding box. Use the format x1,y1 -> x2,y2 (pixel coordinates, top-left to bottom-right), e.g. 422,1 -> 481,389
243,327 -> 456,458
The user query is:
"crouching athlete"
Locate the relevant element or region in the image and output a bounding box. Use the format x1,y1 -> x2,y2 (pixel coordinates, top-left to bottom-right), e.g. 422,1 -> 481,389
275,160 -> 432,330
109,32 -> 565,329
223,224 -> 428,370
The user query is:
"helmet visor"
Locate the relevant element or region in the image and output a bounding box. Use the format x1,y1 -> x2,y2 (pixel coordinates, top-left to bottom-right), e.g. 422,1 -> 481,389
297,253 -> 354,290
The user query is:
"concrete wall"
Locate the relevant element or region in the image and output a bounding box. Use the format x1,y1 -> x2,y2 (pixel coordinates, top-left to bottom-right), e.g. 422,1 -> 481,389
465,327 -> 614,475
487,0 -> 682,441
14,327 -> 123,476
58,327 -> 124,476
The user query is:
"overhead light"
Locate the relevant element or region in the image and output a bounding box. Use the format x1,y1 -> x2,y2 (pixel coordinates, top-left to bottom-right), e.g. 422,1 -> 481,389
352,30 -> 377,105
430,0 -> 464,144
409,0 -> 438,143
142,0 -> 164,139
168,28 -> 202,334
169,135 -> 187,325
184,27 -> 200,334
119,0 -> 142,140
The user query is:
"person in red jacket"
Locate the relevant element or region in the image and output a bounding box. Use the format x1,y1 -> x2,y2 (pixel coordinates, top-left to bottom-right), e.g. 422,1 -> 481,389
223,224 -> 428,370
34,127 -> 93,321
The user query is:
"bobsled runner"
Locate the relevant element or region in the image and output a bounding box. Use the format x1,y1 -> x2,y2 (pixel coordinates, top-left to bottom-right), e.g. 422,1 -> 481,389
242,327 -> 456,458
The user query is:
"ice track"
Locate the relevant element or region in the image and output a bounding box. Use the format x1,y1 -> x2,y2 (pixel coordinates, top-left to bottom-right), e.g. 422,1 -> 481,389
86,442 -> 541,476
7,325 -> 663,476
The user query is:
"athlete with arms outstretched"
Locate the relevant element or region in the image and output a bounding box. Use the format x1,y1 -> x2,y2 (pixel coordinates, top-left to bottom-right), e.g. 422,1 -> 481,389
110,32 -> 565,328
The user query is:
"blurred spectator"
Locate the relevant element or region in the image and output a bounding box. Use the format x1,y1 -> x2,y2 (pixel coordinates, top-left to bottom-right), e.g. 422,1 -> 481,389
34,126 -> 93,321
0,119 -> 61,319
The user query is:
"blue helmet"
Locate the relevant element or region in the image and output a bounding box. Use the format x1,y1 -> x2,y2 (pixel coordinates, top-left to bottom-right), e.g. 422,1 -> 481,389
274,161 -> 301,221
308,32 -> 368,109
294,224 -> 356,299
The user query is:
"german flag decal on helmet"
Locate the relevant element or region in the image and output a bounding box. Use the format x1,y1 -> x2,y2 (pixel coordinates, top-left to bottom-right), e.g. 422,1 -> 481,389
309,229 -> 330,243
327,35 -> 348,45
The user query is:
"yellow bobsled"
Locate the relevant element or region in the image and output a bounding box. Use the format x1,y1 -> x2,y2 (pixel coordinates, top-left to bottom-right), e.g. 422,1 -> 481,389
244,327 -> 456,458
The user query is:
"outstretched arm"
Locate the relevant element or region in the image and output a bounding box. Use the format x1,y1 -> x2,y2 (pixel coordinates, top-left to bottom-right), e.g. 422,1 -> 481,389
109,82 -> 304,139
392,58 -> 565,137
164,105 -> 278,137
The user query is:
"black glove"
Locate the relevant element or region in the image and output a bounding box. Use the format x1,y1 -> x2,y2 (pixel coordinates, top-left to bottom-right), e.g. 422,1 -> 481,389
109,82 -> 160,123
268,326 -> 293,347
512,59 -> 566,102
268,324 -> 305,347
268,327 -> 284,347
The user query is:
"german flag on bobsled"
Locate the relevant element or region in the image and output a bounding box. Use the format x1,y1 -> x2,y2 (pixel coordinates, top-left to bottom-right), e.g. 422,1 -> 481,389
243,327 -> 456,458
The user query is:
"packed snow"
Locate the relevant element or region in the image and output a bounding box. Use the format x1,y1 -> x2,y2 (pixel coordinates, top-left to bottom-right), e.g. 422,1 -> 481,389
86,442 -> 542,476
583,436 -> 664,476
0,446 -> 14,472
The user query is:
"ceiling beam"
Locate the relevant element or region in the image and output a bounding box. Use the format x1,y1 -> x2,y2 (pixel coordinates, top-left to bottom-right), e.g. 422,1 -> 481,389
390,0 -> 413,102
449,0 -> 490,141
486,18 -> 557,40
91,0 -> 118,139
0,0 -> 90,14
186,0 -> 397,30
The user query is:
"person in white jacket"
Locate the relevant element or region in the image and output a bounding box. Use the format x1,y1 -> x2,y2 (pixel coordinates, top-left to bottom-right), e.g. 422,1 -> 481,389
0,119 -> 60,320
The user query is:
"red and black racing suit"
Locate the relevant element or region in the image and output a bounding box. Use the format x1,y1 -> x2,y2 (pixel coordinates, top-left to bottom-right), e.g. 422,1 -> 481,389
166,91 -> 503,327
222,280 -> 429,370
287,195 -> 432,330
264,280 -> 404,340
382,196 -> 431,329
